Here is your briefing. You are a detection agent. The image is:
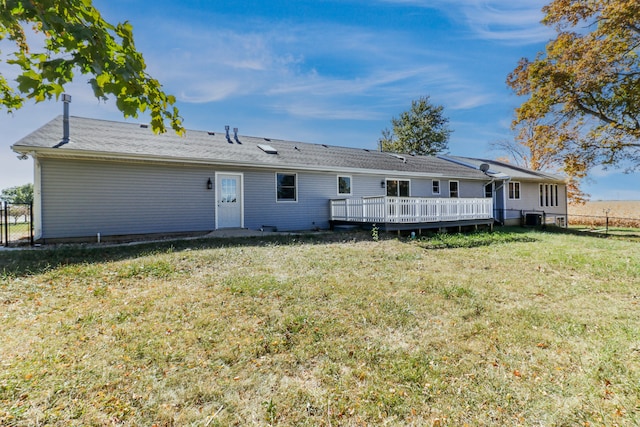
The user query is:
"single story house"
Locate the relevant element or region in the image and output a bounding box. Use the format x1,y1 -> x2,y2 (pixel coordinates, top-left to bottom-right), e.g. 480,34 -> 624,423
11,114 -> 567,242
439,156 -> 568,227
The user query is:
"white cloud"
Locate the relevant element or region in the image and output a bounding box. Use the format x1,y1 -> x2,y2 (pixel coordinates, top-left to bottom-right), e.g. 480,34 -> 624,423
379,0 -> 553,45
139,18 -> 493,122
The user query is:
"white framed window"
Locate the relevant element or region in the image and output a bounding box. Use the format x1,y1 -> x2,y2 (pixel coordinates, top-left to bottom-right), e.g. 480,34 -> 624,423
539,184 -> 559,207
508,181 -> 521,200
449,181 -> 459,198
432,180 -> 440,195
386,179 -> 410,197
276,173 -> 297,202
337,175 -> 352,195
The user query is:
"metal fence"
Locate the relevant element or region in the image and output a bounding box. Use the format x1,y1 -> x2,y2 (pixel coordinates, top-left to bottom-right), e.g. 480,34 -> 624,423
568,213 -> 640,233
0,202 -> 33,247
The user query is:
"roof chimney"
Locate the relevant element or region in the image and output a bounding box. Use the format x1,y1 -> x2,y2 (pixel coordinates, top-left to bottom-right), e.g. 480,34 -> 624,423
233,127 -> 241,144
61,93 -> 71,144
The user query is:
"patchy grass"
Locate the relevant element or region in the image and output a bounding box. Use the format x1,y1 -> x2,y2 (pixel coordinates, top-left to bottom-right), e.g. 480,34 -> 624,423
1,229 -> 639,426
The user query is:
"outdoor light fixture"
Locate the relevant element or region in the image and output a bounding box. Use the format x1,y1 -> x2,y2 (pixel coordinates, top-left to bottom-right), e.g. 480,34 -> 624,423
207,178 -> 213,190
381,180 -> 386,188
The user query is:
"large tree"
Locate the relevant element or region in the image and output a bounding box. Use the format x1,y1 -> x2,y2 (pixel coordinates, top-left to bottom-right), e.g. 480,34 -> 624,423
492,118 -> 589,204
507,0 -> 640,172
1,183 -> 33,204
0,0 -> 183,134
379,96 -> 451,155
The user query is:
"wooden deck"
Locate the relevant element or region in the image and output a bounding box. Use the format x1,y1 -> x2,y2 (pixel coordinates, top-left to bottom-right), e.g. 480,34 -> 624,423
330,196 -> 494,232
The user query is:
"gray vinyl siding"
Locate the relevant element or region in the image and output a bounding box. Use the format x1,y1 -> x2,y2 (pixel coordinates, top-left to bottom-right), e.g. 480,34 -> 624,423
243,170 -> 333,231
505,181 -> 567,213
39,158 -> 214,239
243,171 -> 487,231
503,181 -> 567,225
447,180 -> 485,198
37,158 -> 494,238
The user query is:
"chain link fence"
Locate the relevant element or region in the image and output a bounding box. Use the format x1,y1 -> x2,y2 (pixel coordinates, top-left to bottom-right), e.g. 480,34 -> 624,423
1,202 -> 33,247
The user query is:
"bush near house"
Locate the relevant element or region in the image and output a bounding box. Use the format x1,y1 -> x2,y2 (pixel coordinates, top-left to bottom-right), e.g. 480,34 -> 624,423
1,230 -> 639,426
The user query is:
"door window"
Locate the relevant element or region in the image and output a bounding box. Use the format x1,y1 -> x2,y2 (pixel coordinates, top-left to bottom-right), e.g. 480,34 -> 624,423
220,178 -> 237,203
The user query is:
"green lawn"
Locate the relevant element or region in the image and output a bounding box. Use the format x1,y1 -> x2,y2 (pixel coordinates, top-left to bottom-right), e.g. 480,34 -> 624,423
1,229 -> 639,426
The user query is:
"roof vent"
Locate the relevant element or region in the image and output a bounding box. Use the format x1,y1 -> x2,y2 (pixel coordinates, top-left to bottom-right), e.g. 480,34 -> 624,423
258,144 -> 278,154
207,131 -> 215,136
233,127 -> 241,144
225,125 -> 232,143
264,138 -> 271,142
140,124 -> 149,129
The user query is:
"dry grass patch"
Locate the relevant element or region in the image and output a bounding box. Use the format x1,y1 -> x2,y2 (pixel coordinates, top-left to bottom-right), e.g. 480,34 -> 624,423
1,230 -> 639,426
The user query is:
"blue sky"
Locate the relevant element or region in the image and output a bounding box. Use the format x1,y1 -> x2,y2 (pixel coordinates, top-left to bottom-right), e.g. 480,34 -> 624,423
1,0 -> 638,200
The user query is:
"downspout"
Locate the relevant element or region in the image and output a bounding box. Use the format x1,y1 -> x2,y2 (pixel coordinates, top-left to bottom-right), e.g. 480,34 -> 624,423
492,178 -> 509,225
33,157 -> 42,241
479,163 -> 501,225
502,178 -> 510,224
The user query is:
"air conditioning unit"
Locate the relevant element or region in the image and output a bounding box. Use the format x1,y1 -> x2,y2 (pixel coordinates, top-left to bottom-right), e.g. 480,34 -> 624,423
523,213 -> 542,226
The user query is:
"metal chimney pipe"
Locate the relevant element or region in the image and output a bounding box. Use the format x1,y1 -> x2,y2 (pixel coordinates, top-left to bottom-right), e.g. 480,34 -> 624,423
61,94 -> 71,144
225,125 -> 232,143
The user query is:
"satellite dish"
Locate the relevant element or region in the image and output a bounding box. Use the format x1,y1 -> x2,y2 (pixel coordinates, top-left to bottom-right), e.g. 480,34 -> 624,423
479,163 -> 490,173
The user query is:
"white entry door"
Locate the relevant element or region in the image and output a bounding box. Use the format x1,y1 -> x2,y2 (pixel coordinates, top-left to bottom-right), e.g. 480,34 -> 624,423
216,173 -> 243,228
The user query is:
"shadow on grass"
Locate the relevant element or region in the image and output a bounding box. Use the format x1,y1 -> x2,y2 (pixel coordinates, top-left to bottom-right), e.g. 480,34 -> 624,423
0,233 -> 360,278
7,225 -> 625,278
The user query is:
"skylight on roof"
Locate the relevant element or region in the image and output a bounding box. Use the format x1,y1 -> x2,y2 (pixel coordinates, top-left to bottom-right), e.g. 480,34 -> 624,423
258,144 -> 278,154
387,153 -> 407,163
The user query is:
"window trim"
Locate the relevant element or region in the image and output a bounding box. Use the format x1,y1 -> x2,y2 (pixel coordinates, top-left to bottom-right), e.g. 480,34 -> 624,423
449,180 -> 459,198
337,175 -> 352,195
432,179 -> 440,195
539,183 -> 559,207
276,172 -> 298,203
484,182 -> 493,198
508,181 -> 521,200
386,178 -> 411,197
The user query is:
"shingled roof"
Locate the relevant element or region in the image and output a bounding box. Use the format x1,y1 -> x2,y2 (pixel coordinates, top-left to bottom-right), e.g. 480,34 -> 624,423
13,116 -> 489,180
441,155 -> 566,182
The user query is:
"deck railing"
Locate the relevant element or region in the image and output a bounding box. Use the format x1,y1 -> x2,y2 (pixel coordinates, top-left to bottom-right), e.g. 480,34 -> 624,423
330,196 -> 493,224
